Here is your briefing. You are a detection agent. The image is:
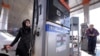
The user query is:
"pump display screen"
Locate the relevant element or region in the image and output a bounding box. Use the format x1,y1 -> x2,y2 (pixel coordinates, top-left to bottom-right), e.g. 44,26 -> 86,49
47,0 -> 70,28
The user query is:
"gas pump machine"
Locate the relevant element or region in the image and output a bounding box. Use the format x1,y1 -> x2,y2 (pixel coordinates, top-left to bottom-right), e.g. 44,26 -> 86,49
32,0 -> 70,56
81,23 -> 88,51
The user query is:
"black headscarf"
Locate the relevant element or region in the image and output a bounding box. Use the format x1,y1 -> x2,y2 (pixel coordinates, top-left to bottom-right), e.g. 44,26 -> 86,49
22,19 -> 31,34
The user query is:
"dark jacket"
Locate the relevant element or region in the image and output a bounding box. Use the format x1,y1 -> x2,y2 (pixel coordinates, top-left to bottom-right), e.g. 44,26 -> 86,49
86,28 -> 99,37
10,20 -> 32,56
10,27 -> 32,56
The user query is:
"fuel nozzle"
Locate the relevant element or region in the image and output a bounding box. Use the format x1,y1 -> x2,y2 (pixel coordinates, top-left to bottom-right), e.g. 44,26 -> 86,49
1,45 -> 9,53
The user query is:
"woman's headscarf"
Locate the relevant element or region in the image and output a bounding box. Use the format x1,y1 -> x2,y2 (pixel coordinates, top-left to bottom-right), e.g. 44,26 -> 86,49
22,19 -> 31,34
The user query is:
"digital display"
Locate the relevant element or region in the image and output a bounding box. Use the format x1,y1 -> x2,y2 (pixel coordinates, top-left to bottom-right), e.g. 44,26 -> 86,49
47,0 -> 70,28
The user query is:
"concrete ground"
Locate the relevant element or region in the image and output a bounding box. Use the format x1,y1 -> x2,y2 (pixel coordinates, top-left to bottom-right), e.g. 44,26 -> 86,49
0,32 -> 15,56
81,44 -> 100,56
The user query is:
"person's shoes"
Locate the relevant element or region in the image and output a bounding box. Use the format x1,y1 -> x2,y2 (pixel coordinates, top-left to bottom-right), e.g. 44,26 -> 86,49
88,52 -> 93,55
92,52 -> 96,55
88,51 -> 96,55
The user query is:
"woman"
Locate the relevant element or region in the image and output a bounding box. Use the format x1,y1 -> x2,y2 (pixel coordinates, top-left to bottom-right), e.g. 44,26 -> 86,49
6,19 -> 32,56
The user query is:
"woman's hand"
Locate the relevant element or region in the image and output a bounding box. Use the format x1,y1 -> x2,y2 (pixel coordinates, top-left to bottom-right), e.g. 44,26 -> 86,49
5,45 -> 12,50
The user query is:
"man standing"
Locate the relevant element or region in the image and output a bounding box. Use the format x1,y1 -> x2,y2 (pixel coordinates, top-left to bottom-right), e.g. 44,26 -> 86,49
86,24 -> 99,55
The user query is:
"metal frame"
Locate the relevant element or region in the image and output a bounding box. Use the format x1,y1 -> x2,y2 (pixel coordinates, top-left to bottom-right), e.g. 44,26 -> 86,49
32,0 -> 47,56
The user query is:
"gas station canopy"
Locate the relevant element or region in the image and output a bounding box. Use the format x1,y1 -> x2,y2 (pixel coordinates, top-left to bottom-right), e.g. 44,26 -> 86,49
0,0 -> 100,27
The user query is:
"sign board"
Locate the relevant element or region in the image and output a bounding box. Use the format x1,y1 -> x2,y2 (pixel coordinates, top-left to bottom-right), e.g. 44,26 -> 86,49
70,17 -> 79,31
56,33 -> 69,52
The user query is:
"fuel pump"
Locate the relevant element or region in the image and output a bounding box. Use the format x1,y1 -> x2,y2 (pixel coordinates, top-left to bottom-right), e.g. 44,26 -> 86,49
31,0 -> 70,56
81,23 -> 88,51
